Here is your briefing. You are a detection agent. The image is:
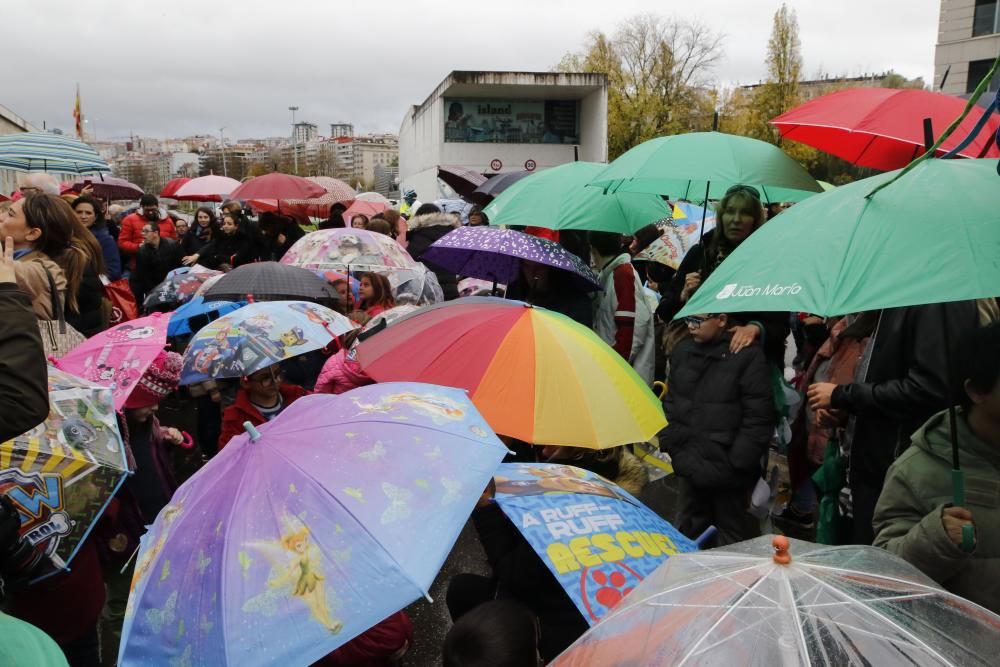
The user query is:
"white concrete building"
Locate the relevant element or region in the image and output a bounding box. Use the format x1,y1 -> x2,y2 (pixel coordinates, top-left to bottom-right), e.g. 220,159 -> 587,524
293,122 -> 318,145
399,71 -> 608,199
935,0 -> 1000,96
330,122 -> 354,138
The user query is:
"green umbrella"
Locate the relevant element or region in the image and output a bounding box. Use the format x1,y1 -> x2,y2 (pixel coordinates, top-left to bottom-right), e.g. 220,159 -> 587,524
482,162 -> 672,234
587,131 -> 824,203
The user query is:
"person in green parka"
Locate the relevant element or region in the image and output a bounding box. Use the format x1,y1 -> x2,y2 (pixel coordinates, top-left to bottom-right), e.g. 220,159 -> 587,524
873,322 -> 1000,614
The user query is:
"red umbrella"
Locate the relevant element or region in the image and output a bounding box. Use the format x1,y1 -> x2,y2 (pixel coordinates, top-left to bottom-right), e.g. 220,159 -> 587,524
159,177 -> 191,199
228,173 -> 325,201
72,175 -> 144,200
771,87 -> 1000,170
173,175 -> 241,202
250,176 -> 355,219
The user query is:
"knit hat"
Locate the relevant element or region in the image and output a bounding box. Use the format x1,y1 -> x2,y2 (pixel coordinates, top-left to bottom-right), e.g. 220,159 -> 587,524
124,350 -> 182,409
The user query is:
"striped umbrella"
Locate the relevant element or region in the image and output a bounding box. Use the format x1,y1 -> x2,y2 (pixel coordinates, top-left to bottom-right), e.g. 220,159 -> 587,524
0,132 -> 111,174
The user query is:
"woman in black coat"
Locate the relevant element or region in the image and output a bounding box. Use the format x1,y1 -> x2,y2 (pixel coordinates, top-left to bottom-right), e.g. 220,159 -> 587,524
404,205 -> 460,300
181,206 -> 217,256
182,212 -> 253,271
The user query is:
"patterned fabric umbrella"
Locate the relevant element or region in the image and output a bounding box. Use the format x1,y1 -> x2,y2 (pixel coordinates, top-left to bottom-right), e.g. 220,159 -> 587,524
634,202 -> 717,270
0,132 -> 111,174
251,176 -> 356,219
0,366 -> 129,575
201,261 -> 341,305
143,266 -> 222,310
281,229 -> 417,273
72,175 -> 144,200
422,226 -> 600,291
355,192 -> 390,204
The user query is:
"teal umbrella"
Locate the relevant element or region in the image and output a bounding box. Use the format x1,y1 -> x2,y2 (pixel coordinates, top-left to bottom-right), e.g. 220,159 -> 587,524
483,162 -> 672,234
588,132 -> 823,203
0,132 -> 111,174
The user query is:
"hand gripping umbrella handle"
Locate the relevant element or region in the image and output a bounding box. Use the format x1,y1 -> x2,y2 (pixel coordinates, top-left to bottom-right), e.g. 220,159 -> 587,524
952,469 -> 976,553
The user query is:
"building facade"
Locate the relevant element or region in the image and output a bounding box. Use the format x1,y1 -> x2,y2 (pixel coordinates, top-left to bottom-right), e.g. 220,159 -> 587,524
353,134 -> 399,187
398,71 -> 608,199
330,122 -> 354,138
293,122 -> 318,145
935,0 -> 1000,96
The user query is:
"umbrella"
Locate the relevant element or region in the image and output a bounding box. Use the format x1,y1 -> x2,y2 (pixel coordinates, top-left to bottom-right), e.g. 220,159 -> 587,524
118,383 -> 507,666
771,87 -> 1000,171
250,176 -> 356,219
355,298 -> 666,449
172,175 -> 241,202
458,277 -> 501,298
483,162 -> 672,234
72,175 -> 144,200
437,165 -> 487,198
0,366 -> 129,575
494,462 -> 697,625
359,304 -> 421,334
0,131 -> 111,174
355,191 -> 391,204
343,200 -> 390,223
471,170 -> 532,203
54,313 -> 171,410
422,226 -> 600,291
167,297 -> 245,337
179,300 -> 355,385
588,131 -> 824,203
552,535 -> 1000,665
228,173 -> 326,201
633,202 -> 717,270
142,266 -> 222,310
389,266 -> 444,306
201,261 -> 341,305
281,229 -> 418,274
159,177 -> 191,199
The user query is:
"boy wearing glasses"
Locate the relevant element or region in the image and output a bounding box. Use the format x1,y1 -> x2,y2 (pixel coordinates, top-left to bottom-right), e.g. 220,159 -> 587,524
659,312 -> 774,546
218,364 -> 309,449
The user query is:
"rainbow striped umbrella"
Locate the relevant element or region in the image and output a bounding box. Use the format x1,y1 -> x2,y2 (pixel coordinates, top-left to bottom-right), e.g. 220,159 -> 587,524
0,132 -> 111,174
355,298 -> 665,449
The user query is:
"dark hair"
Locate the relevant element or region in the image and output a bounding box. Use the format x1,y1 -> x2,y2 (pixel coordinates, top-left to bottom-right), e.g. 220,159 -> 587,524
139,194 -> 158,207
367,218 -> 392,236
359,272 -> 394,310
631,223 -> 661,255
194,206 -> 217,227
956,321 -> 1000,409
468,206 -> 489,225
71,195 -> 105,225
413,203 -> 441,217
350,213 -> 370,229
22,195 -> 94,313
443,600 -> 539,667
588,230 -> 624,257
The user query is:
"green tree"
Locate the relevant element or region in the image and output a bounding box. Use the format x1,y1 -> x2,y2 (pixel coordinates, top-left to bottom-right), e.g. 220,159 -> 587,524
744,3 -> 802,145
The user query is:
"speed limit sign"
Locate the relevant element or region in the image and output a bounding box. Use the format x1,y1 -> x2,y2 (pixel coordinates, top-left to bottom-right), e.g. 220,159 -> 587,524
490,158 -> 503,171
524,159 -> 537,171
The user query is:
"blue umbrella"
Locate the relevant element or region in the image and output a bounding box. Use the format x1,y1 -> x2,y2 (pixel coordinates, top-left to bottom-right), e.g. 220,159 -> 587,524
0,132 -> 111,174
167,297 -> 244,337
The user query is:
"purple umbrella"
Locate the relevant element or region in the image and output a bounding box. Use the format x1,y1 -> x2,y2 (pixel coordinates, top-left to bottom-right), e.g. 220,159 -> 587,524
421,226 -> 600,292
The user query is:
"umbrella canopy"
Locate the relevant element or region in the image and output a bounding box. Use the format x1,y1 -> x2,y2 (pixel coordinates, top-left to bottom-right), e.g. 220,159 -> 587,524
54,313 -> 171,410
360,304 -> 421,334
250,176 -> 356,219
167,297 -> 245,337
588,131 -> 824,203
634,202 -> 717,270
179,300 -> 354,385
422,226 -> 600,291
119,383 -> 507,667
355,191 -> 390,204
552,535 -> 1000,666
458,277 -> 501,298
159,177 -> 191,199
678,158 -> 1000,318
355,298 -> 666,448
771,87 -> 1000,171
494,462 -> 697,625
229,173 -> 326,201
143,266 -> 222,310
343,199 -> 390,223
0,366 -> 128,574
0,131 -> 111,174
201,262 -> 341,305
72,175 -> 143,200
483,162 -> 672,234
281,229 -> 417,274
471,170 -> 532,203
172,175 -> 241,202
437,165 -> 488,198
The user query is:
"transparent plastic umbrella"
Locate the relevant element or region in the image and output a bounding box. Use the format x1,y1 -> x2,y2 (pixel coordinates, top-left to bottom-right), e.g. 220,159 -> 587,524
552,535 -> 1000,666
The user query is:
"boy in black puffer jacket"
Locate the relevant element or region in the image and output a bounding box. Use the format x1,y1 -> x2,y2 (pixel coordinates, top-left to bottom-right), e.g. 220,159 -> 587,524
659,312 -> 774,546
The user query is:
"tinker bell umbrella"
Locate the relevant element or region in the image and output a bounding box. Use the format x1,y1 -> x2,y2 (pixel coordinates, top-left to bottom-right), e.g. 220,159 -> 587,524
118,382 -> 508,667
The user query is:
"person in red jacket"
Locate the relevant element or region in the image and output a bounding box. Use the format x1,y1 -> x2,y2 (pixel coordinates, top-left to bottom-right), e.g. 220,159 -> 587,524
218,364 -> 309,449
117,195 -> 177,270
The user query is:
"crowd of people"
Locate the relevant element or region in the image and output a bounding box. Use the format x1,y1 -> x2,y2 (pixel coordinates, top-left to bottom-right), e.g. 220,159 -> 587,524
1,172 -> 998,666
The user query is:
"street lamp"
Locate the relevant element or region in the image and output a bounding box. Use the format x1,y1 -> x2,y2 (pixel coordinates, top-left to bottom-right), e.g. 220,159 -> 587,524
288,106 -> 299,175
219,127 -> 228,177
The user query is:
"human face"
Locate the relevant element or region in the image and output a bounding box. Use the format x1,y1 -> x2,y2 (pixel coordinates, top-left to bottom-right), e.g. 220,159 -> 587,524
221,216 -> 237,235
0,200 -> 41,250
334,281 -> 350,303
468,212 -> 483,226
351,216 -> 367,229
720,194 -> 758,245
74,202 -> 97,228
684,314 -> 727,343
244,366 -> 281,403
175,220 -> 189,236
196,211 -> 211,227
142,225 -> 159,244
359,276 -> 374,301
127,405 -> 157,423
142,204 -> 160,221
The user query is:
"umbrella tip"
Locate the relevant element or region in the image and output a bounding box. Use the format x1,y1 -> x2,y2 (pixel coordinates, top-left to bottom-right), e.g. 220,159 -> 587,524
244,421 -> 262,442
772,535 -> 791,565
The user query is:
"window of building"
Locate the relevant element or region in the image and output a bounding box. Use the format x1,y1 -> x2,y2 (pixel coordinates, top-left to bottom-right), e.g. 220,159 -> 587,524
973,0 -> 999,37
967,58 -> 1000,93
443,98 -> 580,144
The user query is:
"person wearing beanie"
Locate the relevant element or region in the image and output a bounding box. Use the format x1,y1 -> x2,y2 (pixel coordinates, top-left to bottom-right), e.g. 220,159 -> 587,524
117,195 -> 177,271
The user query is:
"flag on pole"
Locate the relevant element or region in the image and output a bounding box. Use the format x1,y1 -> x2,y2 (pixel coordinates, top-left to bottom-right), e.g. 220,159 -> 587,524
73,84 -> 83,139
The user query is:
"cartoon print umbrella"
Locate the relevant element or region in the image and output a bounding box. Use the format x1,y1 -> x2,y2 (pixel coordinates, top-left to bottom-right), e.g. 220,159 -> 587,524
355,298 -> 666,449
118,383 -> 508,667
54,313 -> 171,411
281,229 -> 418,274
494,462 -> 696,625
0,366 -> 129,575
179,301 -> 355,385
421,226 -> 601,292
634,202 -> 717,270
552,535 -> 1000,666
166,297 -> 245,337
143,265 -> 223,310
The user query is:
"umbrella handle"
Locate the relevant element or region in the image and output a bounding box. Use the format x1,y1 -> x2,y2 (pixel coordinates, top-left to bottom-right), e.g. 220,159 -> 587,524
653,381 -> 667,400
952,469 -> 976,553
694,526 -> 716,548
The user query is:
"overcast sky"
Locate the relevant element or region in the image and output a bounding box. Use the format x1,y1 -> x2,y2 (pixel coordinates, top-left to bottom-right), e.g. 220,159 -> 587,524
8,0 -> 939,141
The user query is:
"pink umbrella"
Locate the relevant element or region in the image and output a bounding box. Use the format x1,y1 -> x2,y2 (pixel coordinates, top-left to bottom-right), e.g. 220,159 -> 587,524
343,199 -> 389,223
53,313 -> 171,410
173,175 -> 242,202
228,173 -> 326,201
159,177 -> 191,199
250,176 -> 355,219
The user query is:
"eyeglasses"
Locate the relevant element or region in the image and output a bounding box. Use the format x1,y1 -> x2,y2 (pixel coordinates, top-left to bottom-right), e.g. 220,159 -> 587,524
725,184 -> 761,200
683,314 -> 719,328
